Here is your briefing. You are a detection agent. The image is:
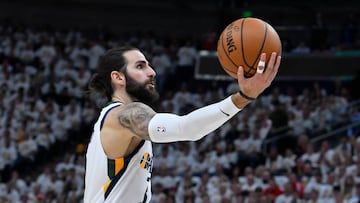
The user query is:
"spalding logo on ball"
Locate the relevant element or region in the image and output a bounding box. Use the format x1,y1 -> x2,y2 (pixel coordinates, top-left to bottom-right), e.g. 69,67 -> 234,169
217,17 -> 282,78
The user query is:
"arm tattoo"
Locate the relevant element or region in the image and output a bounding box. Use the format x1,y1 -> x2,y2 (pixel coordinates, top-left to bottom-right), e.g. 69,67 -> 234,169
118,102 -> 156,140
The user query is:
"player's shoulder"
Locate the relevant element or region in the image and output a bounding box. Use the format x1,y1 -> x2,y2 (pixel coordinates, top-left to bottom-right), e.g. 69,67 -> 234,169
101,104 -> 129,135
104,101 -> 156,124
117,102 -> 156,115
105,104 -> 125,120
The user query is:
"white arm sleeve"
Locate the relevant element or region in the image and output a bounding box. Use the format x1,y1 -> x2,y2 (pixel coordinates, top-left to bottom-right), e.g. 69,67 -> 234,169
148,96 -> 241,143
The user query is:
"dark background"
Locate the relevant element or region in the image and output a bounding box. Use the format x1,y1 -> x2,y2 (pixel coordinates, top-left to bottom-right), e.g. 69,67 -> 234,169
1,0 -> 359,79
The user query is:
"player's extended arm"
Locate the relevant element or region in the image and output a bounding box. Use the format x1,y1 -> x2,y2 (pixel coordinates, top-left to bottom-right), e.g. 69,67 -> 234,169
117,95 -> 247,143
148,95 -> 244,142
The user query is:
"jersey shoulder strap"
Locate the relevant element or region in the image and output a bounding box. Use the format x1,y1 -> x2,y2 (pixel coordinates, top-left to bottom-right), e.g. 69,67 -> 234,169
100,101 -> 122,129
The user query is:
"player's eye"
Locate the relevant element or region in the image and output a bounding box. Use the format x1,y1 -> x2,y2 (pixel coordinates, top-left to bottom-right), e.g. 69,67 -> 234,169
136,64 -> 143,69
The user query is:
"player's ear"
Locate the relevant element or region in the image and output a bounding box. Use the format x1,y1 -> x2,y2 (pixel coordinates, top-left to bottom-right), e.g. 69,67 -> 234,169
110,71 -> 125,85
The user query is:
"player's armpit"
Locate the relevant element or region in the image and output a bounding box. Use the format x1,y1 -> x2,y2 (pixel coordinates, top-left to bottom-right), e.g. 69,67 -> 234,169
117,102 -> 156,140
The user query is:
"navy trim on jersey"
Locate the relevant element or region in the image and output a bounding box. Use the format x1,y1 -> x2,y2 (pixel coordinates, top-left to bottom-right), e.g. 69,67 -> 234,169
100,102 -> 122,130
104,140 -> 146,199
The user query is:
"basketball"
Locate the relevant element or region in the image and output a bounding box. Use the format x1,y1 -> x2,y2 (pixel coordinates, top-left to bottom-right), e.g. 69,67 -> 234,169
217,17 -> 282,78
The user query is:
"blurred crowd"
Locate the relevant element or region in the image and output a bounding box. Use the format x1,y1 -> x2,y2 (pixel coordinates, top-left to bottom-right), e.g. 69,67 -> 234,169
0,21 -> 359,203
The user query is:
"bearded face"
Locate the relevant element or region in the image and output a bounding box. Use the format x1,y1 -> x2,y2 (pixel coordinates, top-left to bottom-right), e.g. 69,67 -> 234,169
124,71 -> 160,106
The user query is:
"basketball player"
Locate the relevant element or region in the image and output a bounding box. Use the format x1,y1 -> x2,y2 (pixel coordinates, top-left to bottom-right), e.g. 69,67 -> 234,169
84,46 -> 281,202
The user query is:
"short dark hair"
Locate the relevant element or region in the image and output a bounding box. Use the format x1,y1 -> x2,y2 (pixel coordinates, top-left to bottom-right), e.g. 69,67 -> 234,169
88,46 -> 138,107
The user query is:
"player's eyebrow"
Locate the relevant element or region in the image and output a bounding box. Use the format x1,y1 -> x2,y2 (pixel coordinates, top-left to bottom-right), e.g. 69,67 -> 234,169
135,60 -> 148,65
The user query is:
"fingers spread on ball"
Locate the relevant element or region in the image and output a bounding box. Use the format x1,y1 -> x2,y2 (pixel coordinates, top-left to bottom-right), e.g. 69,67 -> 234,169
237,66 -> 245,79
265,52 -> 277,78
266,54 -> 281,82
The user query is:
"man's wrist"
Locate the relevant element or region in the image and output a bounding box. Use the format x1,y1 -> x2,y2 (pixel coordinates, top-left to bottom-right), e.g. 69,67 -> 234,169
238,90 -> 256,101
231,92 -> 252,109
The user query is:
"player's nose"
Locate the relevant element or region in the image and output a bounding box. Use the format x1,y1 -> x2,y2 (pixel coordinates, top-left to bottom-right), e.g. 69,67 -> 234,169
147,65 -> 156,78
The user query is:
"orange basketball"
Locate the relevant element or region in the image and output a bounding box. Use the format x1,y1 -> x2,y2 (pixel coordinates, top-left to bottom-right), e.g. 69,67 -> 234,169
217,17 -> 282,78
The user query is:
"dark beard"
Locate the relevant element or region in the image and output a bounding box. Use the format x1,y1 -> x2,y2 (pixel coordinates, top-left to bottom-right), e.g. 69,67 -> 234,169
124,72 -> 160,106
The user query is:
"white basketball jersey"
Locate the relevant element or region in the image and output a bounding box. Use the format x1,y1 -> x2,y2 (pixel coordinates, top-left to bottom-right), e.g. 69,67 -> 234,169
84,102 -> 153,203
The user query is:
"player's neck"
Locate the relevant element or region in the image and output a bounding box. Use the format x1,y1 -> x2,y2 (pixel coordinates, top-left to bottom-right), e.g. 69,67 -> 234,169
111,93 -> 132,104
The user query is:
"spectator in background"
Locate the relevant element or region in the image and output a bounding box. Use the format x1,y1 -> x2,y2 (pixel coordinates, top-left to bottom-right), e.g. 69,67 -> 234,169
238,166 -> 255,185
298,160 -> 313,184
318,140 -> 336,168
348,183 -> 360,203
35,39 -> 57,68
300,143 -> 320,168
4,181 -> 21,202
287,172 -> 305,199
172,83 -> 193,113
175,174 -> 199,203
304,170 -> 327,200
175,40 -> 197,87
222,117 -> 240,141
246,186 -> 264,203
268,99 -> 289,135
241,173 -> 262,194
275,182 -> 296,203
331,185 -> 344,202
175,144 -> 196,175
340,175 -> 356,201
75,66 -> 92,90
0,130 -> 17,181
263,175 -> 283,202
246,128 -> 264,167
265,146 -> 284,174
201,29 -> 217,50
306,189 -> 322,203
336,134 -> 353,156
88,40 -> 106,70
151,46 -> 172,94
294,134 -> 309,157
16,133 -> 38,174
19,44 -> 35,64
151,183 -> 166,203
291,41 -> 311,54
282,148 -> 297,173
